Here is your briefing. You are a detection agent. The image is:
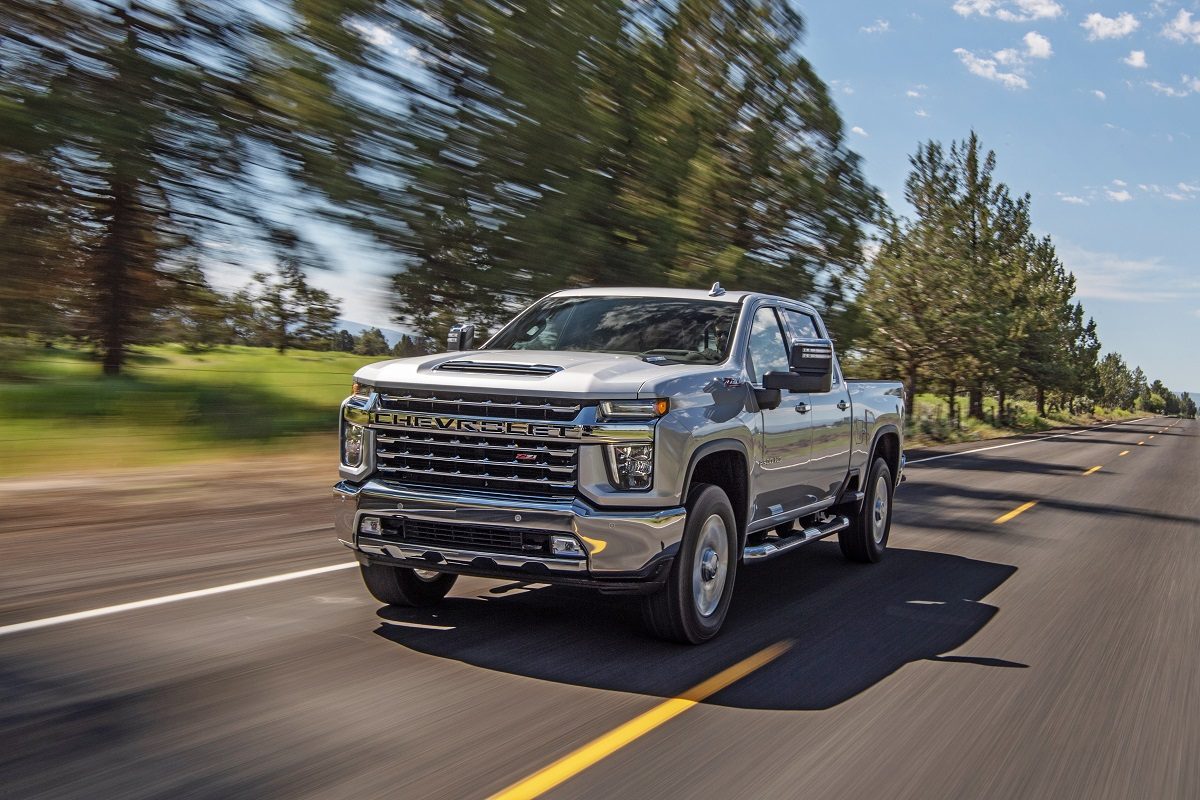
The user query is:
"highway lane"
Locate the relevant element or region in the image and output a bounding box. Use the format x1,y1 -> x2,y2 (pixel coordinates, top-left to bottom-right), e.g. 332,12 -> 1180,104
1,417 -> 1196,799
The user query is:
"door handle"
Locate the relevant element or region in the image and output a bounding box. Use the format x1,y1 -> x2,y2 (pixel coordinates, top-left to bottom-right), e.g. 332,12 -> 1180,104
796,402 -> 809,414
837,400 -> 849,411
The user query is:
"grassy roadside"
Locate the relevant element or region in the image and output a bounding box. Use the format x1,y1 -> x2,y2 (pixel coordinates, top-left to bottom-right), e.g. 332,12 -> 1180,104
0,342 -> 378,477
905,392 -> 1141,447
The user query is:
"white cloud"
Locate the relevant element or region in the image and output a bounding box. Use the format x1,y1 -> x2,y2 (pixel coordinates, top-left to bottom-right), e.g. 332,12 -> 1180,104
1024,31 -> 1053,58
851,126 -> 869,137
1179,182 -> 1200,193
953,32 -> 1051,89
1124,50 -> 1148,68
1163,10 -> 1200,44
1092,89 -> 1107,100
1146,76 -> 1200,97
953,0 -> 1063,22
907,89 -> 923,98
1059,242 -> 1195,302
1058,194 -> 1088,205
1165,192 -> 1188,201
1081,12 -> 1140,41
955,48 -> 1030,89
861,19 -> 890,34
1106,188 -> 1134,202
915,108 -> 930,117
1112,179 -> 1127,187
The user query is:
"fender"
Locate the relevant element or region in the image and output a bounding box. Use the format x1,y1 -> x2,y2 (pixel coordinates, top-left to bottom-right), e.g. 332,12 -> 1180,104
681,438 -> 752,534
834,423 -> 902,509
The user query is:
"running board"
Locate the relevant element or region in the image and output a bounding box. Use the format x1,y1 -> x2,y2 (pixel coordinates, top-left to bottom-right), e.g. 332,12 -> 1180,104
743,516 -> 851,563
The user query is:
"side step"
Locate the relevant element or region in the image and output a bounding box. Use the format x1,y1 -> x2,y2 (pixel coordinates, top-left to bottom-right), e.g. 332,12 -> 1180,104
743,515 -> 851,563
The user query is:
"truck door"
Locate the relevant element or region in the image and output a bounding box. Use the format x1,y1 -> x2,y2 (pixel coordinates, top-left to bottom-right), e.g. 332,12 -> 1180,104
745,305 -> 813,523
780,308 -> 853,501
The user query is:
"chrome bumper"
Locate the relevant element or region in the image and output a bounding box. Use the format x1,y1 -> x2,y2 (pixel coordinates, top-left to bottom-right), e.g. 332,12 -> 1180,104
334,480 -> 686,576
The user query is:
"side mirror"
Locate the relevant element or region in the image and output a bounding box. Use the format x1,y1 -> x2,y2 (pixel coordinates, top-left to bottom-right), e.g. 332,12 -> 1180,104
447,323 -> 475,351
787,337 -> 834,393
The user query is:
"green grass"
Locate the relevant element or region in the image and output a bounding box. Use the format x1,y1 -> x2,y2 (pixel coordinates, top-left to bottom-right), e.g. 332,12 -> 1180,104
906,392 -> 1140,446
0,342 -> 382,476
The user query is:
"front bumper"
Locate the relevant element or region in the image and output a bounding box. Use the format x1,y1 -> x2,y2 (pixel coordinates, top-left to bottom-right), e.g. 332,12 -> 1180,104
334,479 -> 686,585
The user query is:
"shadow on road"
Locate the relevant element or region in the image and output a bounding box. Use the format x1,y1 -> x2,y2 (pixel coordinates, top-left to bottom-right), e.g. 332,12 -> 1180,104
373,544 -> 1018,711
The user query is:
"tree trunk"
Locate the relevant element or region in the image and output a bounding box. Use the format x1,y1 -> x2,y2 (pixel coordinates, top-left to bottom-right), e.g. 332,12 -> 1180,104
905,362 -> 919,406
1036,387 -> 1046,417
946,381 -> 957,424
968,387 -> 984,420
98,177 -> 135,377
997,388 -> 1006,424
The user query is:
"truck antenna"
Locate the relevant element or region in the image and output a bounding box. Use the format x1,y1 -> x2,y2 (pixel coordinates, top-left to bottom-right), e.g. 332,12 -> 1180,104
709,282 -> 725,297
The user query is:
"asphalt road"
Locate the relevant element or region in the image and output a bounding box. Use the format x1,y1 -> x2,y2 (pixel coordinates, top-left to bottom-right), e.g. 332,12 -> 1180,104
1,417 -> 1197,799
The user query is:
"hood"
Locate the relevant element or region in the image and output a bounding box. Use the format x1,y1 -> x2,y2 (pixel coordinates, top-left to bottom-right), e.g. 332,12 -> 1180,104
354,349 -> 714,398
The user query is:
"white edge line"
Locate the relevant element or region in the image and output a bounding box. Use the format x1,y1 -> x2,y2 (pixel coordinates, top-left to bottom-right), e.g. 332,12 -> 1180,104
0,562 -> 357,637
907,418 -> 1149,466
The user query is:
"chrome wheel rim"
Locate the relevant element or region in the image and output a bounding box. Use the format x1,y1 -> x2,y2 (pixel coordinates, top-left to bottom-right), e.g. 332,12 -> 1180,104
872,475 -> 889,544
413,568 -> 441,582
692,514 -> 729,618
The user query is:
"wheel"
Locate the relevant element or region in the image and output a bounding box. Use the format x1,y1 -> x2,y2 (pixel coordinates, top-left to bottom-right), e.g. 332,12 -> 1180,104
641,484 -> 738,644
359,563 -> 457,607
838,457 -> 894,563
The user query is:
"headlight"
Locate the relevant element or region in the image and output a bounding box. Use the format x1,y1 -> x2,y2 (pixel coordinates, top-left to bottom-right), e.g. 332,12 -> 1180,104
607,443 -> 654,490
342,421 -> 364,467
351,380 -> 373,398
598,398 -> 669,420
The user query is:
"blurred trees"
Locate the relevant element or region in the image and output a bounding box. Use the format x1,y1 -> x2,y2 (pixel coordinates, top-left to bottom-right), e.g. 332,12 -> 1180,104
0,0 -> 383,373
388,0 -> 878,342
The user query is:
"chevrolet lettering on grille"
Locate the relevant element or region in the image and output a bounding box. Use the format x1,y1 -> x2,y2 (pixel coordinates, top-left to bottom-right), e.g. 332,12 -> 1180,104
370,412 -> 583,439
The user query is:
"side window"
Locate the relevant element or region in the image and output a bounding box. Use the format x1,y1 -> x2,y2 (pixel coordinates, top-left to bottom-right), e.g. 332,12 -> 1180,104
781,308 -> 819,340
745,307 -> 791,385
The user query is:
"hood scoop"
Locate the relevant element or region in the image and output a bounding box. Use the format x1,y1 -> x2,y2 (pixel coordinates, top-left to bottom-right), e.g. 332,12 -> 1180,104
435,360 -> 562,377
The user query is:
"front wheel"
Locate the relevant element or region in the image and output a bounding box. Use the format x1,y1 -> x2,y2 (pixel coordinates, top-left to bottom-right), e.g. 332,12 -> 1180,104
360,563 -> 457,607
838,457 -> 894,563
641,484 -> 738,644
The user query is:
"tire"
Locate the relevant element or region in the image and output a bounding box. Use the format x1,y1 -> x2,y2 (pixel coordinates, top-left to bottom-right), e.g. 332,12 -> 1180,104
359,563 -> 457,607
641,484 -> 738,644
838,457 -> 894,563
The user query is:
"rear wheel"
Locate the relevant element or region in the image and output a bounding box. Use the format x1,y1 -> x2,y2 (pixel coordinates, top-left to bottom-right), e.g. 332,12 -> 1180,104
360,563 -> 457,607
838,457 -> 894,563
641,484 -> 738,644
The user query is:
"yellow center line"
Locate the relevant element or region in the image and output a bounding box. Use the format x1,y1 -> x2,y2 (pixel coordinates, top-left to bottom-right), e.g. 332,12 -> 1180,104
1149,435 -> 1155,439
994,501 -> 1038,524
488,640 -> 792,800
1119,450 -> 1130,456
1082,465 -> 1103,476
1138,441 -> 1145,445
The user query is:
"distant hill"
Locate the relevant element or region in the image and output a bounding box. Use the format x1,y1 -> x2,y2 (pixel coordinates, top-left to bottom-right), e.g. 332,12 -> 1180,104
335,319 -> 420,347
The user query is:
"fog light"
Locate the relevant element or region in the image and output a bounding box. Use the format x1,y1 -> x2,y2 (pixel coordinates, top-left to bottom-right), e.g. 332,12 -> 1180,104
359,516 -> 382,535
551,535 -> 585,558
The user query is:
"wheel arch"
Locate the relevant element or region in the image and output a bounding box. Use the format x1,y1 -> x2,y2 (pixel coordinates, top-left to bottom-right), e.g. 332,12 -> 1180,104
682,440 -> 750,544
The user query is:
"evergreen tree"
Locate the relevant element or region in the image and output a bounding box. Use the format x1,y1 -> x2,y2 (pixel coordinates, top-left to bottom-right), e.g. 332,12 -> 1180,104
355,327 -> 389,356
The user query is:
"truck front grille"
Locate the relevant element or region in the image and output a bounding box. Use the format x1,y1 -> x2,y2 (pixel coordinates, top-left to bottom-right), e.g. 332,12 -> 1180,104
372,389 -> 584,498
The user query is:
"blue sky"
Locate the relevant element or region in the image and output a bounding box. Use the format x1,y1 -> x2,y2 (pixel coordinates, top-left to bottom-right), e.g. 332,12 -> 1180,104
799,0 -> 1200,391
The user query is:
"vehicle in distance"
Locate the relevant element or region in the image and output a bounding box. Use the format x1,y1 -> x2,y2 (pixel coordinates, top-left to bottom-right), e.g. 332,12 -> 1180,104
334,286 -> 905,643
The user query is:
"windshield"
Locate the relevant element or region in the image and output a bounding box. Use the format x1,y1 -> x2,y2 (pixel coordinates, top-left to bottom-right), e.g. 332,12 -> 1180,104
486,296 -> 738,364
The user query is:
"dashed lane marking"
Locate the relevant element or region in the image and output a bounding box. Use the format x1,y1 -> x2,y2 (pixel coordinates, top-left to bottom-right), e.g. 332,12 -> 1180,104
994,501 -> 1038,525
488,641 -> 793,800
1120,450 -> 1130,456
1083,465 -> 1103,476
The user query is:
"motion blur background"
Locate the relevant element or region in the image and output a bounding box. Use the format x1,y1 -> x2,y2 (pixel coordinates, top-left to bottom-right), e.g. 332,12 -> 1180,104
0,0 -> 1195,478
